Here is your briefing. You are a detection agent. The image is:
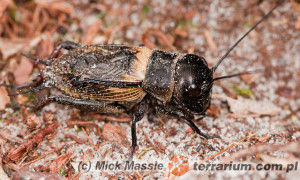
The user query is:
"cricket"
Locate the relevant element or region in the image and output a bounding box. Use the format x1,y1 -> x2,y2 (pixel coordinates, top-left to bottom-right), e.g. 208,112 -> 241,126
1,0 -> 286,162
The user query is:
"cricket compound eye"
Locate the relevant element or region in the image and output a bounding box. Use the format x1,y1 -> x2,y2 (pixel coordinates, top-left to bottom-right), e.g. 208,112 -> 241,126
172,54 -> 213,113
186,84 -> 202,97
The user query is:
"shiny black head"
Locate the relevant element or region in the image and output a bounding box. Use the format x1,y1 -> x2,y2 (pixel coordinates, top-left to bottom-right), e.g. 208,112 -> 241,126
171,1 -> 282,114
172,54 -> 213,114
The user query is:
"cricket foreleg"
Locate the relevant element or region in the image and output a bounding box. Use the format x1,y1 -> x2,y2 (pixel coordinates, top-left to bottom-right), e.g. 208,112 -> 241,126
128,99 -> 147,161
157,107 -> 220,139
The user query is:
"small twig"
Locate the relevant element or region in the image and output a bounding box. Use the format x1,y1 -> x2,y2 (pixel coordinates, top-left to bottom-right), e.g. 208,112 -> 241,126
64,134 -> 87,144
146,28 -> 177,51
107,21 -> 133,44
206,133 -> 257,161
67,120 -> 102,136
137,147 -> 153,159
12,169 -> 65,180
0,143 -> 10,180
49,150 -> 74,173
7,122 -> 60,161
68,162 -> 73,180
4,162 -> 20,171
143,131 -> 159,155
189,133 -> 257,170
251,133 -> 270,143
153,139 -> 166,153
204,29 -> 217,52
134,170 -> 142,179
81,127 -> 95,146
227,114 -> 260,118
67,120 -> 97,126
102,171 -> 114,179
0,129 -> 25,144
90,113 -> 131,122
157,116 -> 165,125
21,145 -> 64,166
222,141 -> 300,163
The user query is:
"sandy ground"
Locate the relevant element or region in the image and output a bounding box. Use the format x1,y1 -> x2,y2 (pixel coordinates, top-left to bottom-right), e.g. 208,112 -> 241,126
0,0 -> 299,179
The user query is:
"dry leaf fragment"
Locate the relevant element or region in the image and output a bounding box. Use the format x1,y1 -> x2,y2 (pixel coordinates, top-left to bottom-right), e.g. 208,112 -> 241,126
291,0 -> 300,16
64,134 -> 87,144
13,57 -> 33,85
278,86 -> 296,99
82,20 -> 102,44
291,0 -> 300,29
13,169 -> 66,180
0,0 -> 10,18
36,1 -> 74,15
228,97 -> 281,115
213,94 -> 281,116
7,122 -> 60,161
241,73 -> 259,85
0,87 -> 10,110
17,95 -> 29,105
26,114 -> 42,130
175,28 -> 188,37
102,123 -> 129,147
204,29 -> 217,52
0,129 -> 25,144
0,36 -> 41,60
49,150 -> 74,173
82,149 -> 94,163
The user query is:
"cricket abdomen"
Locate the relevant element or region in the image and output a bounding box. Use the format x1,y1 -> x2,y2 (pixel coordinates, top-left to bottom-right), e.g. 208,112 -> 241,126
43,45 -> 153,111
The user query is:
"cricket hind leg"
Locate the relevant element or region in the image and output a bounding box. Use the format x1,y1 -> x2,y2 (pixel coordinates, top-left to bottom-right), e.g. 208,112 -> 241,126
6,76 -> 47,97
0,74 -> 43,92
2,42 -> 81,109
48,95 -> 147,160
9,94 -> 126,114
4,86 -> 49,111
47,95 -> 126,113
49,41 -> 81,58
12,42 -> 81,94
20,41 -> 81,66
10,75 -> 44,92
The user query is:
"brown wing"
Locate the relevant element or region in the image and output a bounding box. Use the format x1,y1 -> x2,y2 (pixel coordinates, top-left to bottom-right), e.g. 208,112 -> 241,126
54,45 -> 152,102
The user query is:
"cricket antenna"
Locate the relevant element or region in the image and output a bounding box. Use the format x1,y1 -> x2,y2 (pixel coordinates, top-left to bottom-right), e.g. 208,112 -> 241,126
204,70 -> 262,92
213,70 -> 262,81
211,0 -> 284,73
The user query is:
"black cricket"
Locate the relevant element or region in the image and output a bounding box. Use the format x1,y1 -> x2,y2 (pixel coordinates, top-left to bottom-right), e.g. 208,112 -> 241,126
2,2 -> 283,159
